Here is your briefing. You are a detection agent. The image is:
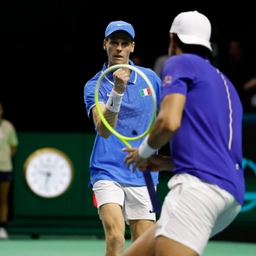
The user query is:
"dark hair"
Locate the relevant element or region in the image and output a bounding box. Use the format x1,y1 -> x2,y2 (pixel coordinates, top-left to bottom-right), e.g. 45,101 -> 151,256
173,34 -> 211,58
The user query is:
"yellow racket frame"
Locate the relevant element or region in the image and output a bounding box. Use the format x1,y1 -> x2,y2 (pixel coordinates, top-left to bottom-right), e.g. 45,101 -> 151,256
94,64 -> 157,148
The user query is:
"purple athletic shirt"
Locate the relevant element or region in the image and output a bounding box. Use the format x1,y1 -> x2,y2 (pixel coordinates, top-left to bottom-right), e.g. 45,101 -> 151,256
161,54 -> 245,205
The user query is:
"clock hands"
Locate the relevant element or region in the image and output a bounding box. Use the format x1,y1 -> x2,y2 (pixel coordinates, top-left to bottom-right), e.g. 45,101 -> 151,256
38,171 -> 51,176
37,170 -> 52,191
44,172 -> 51,190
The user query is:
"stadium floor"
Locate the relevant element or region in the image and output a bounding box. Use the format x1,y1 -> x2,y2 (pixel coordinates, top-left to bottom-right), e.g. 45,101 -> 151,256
1,236 -> 256,256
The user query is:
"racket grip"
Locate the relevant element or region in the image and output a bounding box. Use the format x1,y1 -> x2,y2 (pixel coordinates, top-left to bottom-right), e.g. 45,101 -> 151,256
143,170 -> 161,213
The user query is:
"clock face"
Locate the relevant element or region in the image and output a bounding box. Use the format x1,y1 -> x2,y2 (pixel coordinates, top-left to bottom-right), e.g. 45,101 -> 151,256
24,148 -> 74,198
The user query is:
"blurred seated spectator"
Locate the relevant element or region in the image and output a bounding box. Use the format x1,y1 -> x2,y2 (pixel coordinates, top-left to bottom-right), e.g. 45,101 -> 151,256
130,55 -> 144,66
220,39 -> 256,112
242,73 -> 256,112
244,75 -> 256,90
153,54 -> 169,78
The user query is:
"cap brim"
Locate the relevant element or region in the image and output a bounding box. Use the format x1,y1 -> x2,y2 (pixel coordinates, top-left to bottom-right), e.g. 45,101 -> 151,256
106,29 -> 134,40
178,34 -> 212,51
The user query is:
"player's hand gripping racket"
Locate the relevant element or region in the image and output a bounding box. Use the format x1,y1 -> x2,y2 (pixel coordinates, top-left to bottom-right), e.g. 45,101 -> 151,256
95,64 -> 161,213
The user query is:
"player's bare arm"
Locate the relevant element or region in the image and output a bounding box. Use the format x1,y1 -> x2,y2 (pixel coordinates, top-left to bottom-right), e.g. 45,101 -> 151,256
93,68 -> 130,138
123,148 -> 174,172
124,93 -> 185,171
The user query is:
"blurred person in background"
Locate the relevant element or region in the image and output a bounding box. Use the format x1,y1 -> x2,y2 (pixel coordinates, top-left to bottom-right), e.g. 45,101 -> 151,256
152,54 -> 169,78
130,54 -> 144,66
220,39 -> 255,111
0,100 -> 18,239
242,70 -> 256,112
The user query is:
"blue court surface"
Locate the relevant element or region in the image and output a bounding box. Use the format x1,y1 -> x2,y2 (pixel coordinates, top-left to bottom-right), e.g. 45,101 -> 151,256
1,236 -> 256,256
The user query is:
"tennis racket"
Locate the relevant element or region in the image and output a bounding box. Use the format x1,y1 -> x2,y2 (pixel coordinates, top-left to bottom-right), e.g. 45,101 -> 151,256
94,64 -> 161,213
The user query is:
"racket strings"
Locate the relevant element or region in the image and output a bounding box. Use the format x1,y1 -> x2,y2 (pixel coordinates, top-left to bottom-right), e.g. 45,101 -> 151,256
98,82 -> 155,139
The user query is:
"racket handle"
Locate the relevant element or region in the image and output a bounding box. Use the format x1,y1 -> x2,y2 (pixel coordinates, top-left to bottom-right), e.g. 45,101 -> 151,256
143,170 -> 161,213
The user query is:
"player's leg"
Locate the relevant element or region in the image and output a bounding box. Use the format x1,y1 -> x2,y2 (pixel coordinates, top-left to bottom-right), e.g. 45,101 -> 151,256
129,219 -> 154,241
124,178 -> 199,256
154,173 -> 239,256
125,185 -> 156,242
155,236 -> 199,256
124,222 -> 198,256
124,223 -> 158,256
93,180 -> 125,256
100,203 -> 126,256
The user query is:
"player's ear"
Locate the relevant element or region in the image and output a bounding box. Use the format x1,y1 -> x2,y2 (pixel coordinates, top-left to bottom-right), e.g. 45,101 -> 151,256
130,41 -> 135,53
103,39 -> 107,51
170,34 -> 176,47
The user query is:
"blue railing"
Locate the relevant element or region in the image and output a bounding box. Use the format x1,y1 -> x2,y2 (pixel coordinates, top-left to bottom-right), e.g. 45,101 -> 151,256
243,113 -> 256,125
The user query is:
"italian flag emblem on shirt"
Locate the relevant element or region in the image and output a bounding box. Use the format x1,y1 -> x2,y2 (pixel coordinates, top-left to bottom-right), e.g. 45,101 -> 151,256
140,88 -> 151,96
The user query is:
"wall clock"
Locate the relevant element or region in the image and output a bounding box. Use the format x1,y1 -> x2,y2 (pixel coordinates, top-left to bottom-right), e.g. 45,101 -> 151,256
23,148 -> 74,198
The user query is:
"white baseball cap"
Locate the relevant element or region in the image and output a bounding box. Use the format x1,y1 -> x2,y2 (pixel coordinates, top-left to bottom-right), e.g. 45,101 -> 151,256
170,11 -> 212,51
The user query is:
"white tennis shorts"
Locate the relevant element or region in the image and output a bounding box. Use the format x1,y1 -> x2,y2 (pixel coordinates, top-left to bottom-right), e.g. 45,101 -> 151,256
155,173 -> 242,255
92,180 -> 156,224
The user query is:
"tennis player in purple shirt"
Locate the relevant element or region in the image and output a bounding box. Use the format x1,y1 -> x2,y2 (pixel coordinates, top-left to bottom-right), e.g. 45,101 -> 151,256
124,11 -> 245,256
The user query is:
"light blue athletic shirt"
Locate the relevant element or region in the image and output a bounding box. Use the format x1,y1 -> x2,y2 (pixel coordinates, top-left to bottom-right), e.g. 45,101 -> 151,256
161,54 -> 245,205
84,61 -> 162,188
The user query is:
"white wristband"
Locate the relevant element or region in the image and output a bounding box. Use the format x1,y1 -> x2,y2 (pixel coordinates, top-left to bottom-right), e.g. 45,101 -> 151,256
138,135 -> 157,159
106,89 -> 124,113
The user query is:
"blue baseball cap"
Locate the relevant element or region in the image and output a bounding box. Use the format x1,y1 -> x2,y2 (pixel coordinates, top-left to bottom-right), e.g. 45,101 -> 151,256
105,20 -> 135,40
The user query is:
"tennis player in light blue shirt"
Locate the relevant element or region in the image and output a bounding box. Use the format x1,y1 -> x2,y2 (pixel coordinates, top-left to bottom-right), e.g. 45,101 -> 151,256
84,20 -> 161,256
124,11 -> 245,256
85,61 -> 161,186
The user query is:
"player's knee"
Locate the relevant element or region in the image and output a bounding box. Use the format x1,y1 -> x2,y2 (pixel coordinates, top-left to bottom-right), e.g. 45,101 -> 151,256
106,232 -> 125,247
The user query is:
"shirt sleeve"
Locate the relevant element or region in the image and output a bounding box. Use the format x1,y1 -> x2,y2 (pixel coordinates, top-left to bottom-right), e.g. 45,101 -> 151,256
161,55 -> 196,101
84,79 -> 97,119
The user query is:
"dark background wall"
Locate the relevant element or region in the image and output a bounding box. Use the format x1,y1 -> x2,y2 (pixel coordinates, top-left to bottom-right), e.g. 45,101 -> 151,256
0,2 -> 255,133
